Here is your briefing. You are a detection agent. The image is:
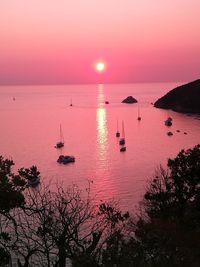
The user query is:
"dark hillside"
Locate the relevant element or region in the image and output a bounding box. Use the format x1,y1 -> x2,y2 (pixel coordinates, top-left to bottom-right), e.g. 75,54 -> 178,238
154,79 -> 200,113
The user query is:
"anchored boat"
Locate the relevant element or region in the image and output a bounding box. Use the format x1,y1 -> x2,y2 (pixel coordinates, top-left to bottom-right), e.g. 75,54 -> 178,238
55,124 -> 64,148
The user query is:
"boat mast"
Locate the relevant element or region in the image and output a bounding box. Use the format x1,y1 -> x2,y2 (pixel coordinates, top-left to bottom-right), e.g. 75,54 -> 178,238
60,124 -> 64,143
116,117 -> 120,137
122,120 -> 125,138
137,104 -> 141,120
119,120 -> 126,148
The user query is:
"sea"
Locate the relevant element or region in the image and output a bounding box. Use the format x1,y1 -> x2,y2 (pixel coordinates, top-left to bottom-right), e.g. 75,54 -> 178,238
0,82 -> 200,211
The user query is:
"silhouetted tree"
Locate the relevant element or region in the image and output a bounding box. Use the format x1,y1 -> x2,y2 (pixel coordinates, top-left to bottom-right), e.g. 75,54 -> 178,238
21,184 -> 130,267
0,156 -> 131,266
133,144 -> 200,267
0,157 -> 26,212
0,156 -> 41,266
2,144 -> 200,266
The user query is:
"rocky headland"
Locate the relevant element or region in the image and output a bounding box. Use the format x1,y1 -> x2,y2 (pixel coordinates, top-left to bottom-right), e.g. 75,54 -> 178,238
154,79 -> 200,113
122,96 -> 137,104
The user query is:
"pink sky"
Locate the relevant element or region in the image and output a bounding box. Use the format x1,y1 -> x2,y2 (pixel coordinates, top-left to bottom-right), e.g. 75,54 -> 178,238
0,0 -> 200,84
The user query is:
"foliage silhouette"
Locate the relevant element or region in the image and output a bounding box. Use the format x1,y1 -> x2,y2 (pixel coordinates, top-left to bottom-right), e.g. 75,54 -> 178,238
0,144 -> 200,266
134,144 -> 200,267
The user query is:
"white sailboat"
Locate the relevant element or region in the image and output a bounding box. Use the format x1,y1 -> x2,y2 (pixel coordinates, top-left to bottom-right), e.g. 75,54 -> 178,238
116,118 -> 120,137
119,120 -> 125,146
137,104 -> 141,121
55,124 -> 64,148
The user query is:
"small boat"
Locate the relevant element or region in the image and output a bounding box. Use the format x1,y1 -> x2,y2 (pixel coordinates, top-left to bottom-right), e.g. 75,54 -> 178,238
55,124 -> 64,148
116,132 -> 120,137
57,155 -> 75,164
116,118 -> 120,137
137,104 -> 141,121
120,146 -> 126,152
119,120 -> 125,145
165,117 -> 172,126
55,142 -> 64,148
167,131 -> 173,136
119,138 -> 125,146
105,101 -> 109,104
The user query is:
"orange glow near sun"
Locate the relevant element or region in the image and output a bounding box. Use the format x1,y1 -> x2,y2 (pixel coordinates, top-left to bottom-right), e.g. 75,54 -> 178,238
95,62 -> 105,72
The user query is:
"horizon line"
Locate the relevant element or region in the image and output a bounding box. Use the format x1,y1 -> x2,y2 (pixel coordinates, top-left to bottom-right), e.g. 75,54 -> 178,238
0,79 -> 189,87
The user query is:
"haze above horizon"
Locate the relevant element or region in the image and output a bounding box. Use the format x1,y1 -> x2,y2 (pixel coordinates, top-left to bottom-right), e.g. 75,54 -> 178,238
0,0 -> 200,85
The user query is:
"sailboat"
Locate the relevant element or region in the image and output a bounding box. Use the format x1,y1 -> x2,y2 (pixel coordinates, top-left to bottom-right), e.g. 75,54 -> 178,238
119,120 -> 125,146
137,104 -> 141,121
55,124 -> 64,148
70,98 -> 73,106
165,117 -> 172,126
120,146 -> 126,152
116,118 -> 120,137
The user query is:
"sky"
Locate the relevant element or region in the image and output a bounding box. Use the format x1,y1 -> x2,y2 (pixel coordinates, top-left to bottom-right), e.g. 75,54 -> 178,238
0,0 -> 200,84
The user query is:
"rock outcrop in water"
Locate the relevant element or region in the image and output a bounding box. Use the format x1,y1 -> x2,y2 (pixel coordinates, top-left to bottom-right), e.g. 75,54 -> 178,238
154,79 -> 200,114
122,96 -> 137,104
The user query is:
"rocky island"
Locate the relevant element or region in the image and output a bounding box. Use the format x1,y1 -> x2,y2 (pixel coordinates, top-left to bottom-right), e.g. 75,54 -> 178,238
122,96 -> 137,104
154,79 -> 200,114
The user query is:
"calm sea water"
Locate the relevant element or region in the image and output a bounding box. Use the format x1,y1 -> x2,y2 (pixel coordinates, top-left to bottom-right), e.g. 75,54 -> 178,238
0,83 -> 200,210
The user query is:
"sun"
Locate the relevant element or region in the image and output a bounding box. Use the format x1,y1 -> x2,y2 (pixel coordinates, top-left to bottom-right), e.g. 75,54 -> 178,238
95,62 -> 105,72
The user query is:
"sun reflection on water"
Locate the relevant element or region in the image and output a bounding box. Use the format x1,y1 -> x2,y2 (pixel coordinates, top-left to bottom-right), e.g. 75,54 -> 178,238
96,84 -> 108,161
97,84 -> 105,107
97,107 -> 107,145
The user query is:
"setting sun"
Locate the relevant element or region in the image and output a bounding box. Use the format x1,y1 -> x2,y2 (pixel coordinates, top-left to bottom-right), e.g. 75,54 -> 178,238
96,62 -> 105,72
